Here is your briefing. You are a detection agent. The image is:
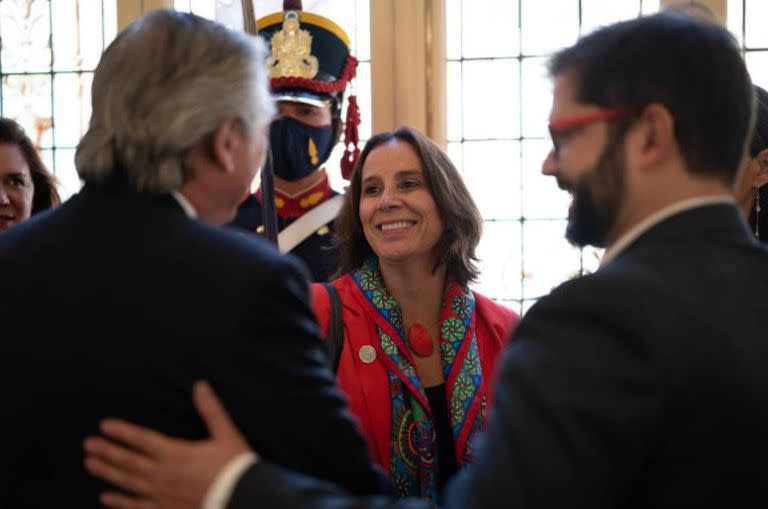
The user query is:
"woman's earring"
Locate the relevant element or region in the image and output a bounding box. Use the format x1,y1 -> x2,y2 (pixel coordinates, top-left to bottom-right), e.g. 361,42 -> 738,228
755,187 -> 762,238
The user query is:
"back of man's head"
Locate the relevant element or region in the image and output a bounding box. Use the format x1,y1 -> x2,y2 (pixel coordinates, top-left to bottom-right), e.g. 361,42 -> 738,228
75,10 -> 274,193
549,12 -> 755,185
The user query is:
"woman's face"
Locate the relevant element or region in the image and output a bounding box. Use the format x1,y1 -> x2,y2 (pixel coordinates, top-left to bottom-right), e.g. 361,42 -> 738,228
0,143 -> 34,232
358,140 -> 444,266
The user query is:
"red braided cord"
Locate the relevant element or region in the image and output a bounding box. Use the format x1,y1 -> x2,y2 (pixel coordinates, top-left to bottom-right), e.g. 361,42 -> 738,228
341,94 -> 361,180
270,55 -> 359,94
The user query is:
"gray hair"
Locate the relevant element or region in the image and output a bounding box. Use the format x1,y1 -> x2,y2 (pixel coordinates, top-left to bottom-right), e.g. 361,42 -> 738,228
76,10 -> 275,193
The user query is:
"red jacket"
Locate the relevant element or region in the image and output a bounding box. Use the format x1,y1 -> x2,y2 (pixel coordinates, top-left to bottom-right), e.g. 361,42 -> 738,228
311,275 -> 518,469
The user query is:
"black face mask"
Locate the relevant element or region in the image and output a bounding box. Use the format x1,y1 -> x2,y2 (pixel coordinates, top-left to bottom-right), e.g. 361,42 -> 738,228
269,116 -> 334,181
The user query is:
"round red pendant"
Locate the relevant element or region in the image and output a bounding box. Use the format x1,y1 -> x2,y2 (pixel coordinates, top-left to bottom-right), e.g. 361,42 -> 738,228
407,324 -> 434,357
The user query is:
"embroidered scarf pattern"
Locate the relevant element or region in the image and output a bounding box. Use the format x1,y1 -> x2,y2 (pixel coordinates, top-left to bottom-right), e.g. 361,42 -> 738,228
351,257 -> 486,501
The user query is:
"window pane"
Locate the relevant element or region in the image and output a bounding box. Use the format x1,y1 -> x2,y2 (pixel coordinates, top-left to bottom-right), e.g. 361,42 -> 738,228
521,139 -> 569,219
522,219 -> 580,299
498,299 -> 522,316
2,74 -> 53,148
461,0 -> 519,58
54,148 -> 80,200
746,52 -> 768,91
2,0 -> 114,205
39,148 -> 53,178
355,61 -> 372,140
462,59 -> 519,139
463,140 -> 521,220
53,73 -> 93,148
354,0 -> 371,61
189,0 -> 216,19
52,0 -> 105,71
174,1 -> 193,12
521,57 -> 550,137
726,0 -> 744,47
640,0 -> 660,15
745,0 -> 768,49
521,299 -> 536,316
580,0 -> 640,36
446,0 -> 643,306
1,0 -> 52,73
447,141 -> 463,174
473,220 -> 522,300
521,0 -> 578,55
446,0 -> 462,60
447,61 -> 463,141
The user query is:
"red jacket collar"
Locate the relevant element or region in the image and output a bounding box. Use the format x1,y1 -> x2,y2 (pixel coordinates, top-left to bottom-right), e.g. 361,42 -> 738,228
255,173 -> 334,218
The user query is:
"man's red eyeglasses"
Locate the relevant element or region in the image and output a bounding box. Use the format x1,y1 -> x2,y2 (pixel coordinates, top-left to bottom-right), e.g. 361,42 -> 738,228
548,107 -> 636,158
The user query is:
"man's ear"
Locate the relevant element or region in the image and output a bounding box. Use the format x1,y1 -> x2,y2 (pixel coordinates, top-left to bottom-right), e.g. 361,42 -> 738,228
754,147 -> 768,188
211,118 -> 242,174
631,103 -> 675,171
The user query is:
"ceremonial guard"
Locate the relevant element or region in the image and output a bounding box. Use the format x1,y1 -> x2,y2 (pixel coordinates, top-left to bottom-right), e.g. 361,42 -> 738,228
230,0 -> 361,282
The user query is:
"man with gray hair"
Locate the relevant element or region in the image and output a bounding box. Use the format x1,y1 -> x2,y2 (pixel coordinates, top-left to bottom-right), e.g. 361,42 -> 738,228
0,10 -> 388,508
78,10 -> 768,509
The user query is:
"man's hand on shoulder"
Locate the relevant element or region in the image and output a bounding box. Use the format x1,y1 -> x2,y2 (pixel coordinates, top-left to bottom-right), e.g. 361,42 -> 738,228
84,381 -> 252,509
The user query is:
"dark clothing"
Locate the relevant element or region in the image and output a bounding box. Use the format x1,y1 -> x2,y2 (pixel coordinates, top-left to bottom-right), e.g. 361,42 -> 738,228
229,193 -> 339,282
0,182 -> 389,508
227,203 -> 768,509
424,384 -> 458,495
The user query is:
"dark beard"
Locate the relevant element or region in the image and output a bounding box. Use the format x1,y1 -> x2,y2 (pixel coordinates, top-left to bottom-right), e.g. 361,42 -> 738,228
563,141 -> 626,247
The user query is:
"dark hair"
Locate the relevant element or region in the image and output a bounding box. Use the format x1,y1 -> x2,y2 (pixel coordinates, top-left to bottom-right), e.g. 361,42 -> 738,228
334,126 -> 483,286
0,117 -> 60,213
549,13 -> 754,184
749,86 -> 768,238
750,86 -> 768,158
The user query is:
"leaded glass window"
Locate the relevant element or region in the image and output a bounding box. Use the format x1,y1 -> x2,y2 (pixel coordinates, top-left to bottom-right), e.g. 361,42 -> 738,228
728,0 -> 768,89
446,0 -> 660,314
0,0 -> 117,199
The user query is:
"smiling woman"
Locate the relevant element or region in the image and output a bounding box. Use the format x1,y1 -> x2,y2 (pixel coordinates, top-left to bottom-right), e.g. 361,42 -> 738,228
357,141 -> 445,268
0,117 -> 59,232
308,126 -> 518,503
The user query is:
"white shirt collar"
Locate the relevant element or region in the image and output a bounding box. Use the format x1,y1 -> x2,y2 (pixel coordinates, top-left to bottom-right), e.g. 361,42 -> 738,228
599,195 -> 735,267
170,190 -> 198,219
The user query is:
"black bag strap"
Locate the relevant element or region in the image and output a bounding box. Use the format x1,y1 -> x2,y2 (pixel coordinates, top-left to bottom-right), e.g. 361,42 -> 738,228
323,283 -> 344,373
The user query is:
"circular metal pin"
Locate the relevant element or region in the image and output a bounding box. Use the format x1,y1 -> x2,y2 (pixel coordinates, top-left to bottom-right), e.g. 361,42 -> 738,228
359,345 -> 377,364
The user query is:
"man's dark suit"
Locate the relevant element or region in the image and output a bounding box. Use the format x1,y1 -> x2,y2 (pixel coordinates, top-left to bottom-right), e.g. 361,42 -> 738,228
232,203 -> 768,508
0,182 -> 388,508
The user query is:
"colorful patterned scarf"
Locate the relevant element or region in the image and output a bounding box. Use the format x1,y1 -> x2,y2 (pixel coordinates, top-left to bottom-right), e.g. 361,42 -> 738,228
351,257 -> 487,501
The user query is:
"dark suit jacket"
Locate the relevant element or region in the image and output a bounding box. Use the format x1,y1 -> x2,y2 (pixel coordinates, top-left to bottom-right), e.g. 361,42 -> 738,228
231,203 -> 768,509
0,182 -> 389,508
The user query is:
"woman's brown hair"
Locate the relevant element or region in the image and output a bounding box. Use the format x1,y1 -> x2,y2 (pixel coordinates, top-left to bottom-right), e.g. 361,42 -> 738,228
334,126 -> 483,286
0,117 -> 60,213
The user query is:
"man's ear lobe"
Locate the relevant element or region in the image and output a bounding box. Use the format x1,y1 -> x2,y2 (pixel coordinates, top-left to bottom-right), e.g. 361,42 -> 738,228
628,103 -> 675,172
640,104 -> 675,154
211,118 -> 240,174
